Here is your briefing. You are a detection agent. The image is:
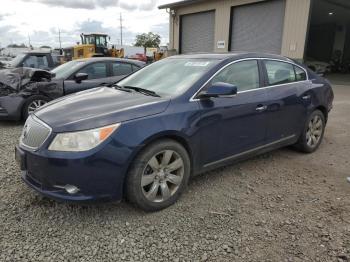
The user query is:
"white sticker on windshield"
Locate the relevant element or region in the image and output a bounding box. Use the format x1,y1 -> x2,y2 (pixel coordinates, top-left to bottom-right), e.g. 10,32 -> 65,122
184,61 -> 210,67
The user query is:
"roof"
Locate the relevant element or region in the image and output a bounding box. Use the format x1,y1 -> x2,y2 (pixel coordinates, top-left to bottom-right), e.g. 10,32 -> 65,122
167,52 -> 293,62
24,50 -> 51,54
158,0 -> 205,9
73,57 -> 145,66
82,33 -> 108,36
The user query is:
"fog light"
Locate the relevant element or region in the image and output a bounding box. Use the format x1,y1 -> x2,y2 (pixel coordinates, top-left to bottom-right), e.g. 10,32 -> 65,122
54,184 -> 80,194
64,185 -> 80,194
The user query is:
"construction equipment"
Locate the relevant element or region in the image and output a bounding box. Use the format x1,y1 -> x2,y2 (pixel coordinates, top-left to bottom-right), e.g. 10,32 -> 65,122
73,33 -> 124,60
153,46 -> 175,61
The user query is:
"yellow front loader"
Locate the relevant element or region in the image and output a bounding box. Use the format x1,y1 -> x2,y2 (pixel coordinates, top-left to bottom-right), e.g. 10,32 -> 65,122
73,33 -> 124,60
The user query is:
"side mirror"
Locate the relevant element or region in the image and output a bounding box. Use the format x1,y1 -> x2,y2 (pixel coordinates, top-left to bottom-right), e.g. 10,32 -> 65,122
74,73 -> 88,83
197,82 -> 237,99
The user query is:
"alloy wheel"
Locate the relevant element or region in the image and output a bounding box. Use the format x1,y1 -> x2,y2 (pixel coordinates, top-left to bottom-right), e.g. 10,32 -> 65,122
306,114 -> 323,148
27,100 -> 47,114
141,150 -> 184,203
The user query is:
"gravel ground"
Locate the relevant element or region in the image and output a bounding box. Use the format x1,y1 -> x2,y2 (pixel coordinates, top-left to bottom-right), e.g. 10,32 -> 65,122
1,85 -> 350,262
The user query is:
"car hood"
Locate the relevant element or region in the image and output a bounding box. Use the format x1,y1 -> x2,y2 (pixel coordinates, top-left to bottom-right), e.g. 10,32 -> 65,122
35,87 -> 171,133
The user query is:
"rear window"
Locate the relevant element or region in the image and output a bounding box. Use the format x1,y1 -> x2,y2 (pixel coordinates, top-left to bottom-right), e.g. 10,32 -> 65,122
294,66 -> 307,81
264,60 -> 296,85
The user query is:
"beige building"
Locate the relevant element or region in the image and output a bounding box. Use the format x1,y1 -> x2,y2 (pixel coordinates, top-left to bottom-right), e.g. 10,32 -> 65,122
159,0 -> 350,63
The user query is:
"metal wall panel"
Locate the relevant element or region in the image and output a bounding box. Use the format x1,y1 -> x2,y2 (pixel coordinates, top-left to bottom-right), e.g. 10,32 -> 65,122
180,11 -> 215,53
167,0 -> 310,59
230,0 -> 286,54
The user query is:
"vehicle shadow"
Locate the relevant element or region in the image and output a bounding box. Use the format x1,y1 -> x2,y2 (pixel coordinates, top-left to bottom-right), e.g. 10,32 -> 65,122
0,120 -> 24,127
23,146 -> 298,219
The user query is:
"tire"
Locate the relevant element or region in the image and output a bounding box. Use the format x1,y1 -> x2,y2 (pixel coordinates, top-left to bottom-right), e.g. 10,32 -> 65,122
22,95 -> 50,120
295,110 -> 326,153
126,139 -> 191,212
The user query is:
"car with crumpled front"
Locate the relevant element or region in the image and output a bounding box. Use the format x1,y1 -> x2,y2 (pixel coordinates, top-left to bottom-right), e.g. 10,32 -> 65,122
0,57 -> 144,120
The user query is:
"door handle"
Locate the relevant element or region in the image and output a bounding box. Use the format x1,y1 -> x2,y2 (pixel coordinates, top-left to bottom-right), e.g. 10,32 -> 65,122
256,105 -> 267,112
302,94 -> 311,100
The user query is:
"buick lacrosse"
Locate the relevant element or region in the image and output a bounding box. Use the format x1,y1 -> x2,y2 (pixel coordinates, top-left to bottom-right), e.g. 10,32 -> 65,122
16,53 -> 334,211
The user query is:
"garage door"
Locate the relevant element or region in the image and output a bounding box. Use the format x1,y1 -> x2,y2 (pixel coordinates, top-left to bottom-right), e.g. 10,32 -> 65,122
180,11 -> 215,54
230,0 -> 286,54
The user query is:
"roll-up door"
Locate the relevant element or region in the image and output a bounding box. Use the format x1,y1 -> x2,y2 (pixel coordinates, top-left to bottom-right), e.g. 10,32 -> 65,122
230,0 -> 286,54
180,11 -> 215,54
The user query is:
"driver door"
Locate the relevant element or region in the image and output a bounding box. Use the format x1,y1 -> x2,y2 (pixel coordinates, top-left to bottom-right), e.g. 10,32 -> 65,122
197,60 -> 269,167
63,62 -> 110,94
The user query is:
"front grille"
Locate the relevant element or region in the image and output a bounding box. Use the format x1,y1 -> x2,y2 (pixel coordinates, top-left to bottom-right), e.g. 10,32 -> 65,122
20,116 -> 51,150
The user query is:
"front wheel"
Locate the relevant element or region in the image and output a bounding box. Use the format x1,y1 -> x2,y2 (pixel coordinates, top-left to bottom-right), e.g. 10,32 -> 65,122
296,110 -> 325,153
126,139 -> 191,212
22,95 -> 50,120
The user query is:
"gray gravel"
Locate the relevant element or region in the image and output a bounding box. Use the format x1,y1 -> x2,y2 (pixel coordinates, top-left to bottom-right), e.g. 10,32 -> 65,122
1,85 -> 350,261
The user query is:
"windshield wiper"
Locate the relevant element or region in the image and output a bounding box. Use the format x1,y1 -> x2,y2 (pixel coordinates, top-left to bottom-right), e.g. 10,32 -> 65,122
121,85 -> 161,97
113,84 -> 132,93
113,84 -> 160,97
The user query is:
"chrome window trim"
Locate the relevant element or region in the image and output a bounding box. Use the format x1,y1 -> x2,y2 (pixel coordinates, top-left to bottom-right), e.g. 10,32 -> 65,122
20,115 -> 53,151
190,57 -> 309,102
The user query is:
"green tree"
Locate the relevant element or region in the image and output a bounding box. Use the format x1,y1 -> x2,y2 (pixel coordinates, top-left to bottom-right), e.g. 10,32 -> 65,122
7,43 -> 27,48
134,32 -> 161,53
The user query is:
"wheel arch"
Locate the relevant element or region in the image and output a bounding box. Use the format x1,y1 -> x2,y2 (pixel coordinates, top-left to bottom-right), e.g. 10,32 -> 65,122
136,131 -> 194,170
315,105 -> 328,123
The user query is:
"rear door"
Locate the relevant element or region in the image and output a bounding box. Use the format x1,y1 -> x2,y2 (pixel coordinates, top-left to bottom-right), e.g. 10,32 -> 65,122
262,60 -> 311,143
197,59 -> 269,166
63,62 -> 110,94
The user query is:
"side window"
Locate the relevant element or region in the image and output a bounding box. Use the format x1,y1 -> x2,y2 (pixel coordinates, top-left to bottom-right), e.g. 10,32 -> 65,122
112,62 -> 133,76
132,65 -> 140,72
264,60 -> 296,85
211,60 -> 260,92
294,66 -> 307,81
78,63 -> 107,80
23,55 -> 49,69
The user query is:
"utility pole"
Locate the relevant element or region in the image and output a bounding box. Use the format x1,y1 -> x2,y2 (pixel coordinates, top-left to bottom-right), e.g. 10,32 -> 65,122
120,13 -> 123,46
58,28 -> 62,50
28,34 -> 31,49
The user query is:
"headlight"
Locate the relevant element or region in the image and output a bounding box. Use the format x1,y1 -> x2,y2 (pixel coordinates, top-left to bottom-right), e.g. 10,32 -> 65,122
48,123 -> 120,152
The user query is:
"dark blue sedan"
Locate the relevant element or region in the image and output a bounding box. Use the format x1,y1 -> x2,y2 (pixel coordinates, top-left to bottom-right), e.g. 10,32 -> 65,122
16,53 -> 334,211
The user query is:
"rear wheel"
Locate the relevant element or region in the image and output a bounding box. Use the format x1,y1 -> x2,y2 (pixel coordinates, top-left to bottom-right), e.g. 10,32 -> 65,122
22,95 -> 49,120
126,139 -> 190,212
296,110 -> 325,153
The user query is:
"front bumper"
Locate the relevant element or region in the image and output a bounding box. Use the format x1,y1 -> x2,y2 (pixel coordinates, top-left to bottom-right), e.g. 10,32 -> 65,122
21,171 -> 99,201
16,143 -> 132,202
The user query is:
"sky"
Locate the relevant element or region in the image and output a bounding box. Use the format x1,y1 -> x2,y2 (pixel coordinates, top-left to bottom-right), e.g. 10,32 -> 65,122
0,0 -> 174,48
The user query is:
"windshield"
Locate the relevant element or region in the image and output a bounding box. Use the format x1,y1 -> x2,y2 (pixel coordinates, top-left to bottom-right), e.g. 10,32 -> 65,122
10,53 -> 27,67
51,60 -> 85,79
118,58 -> 219,96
